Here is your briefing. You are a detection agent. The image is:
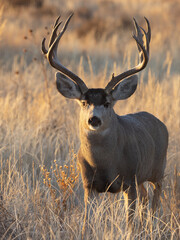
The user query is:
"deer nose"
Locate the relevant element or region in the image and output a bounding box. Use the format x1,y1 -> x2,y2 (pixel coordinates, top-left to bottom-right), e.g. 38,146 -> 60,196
88,116 -> 101,127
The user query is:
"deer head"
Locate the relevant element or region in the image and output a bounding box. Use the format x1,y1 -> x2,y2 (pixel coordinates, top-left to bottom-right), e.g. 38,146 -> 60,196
42,14 -> 151,132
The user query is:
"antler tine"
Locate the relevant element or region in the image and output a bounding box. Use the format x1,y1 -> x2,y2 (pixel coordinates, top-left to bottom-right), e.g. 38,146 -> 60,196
140,26 -> 149,57
47,14 -> 73,57
143,17 -> 151,54
134,18 -> 150,62
49,18 -> 62,48
133,18 -> 143,52
133,18 -> 146,62
42,38 -> 48,54
61,13 -> 74,35
42,13 -> 88,94
54,15 -> 61,28
105,18 -> 151,94
133,31 -> 148,64
49,13 -> 73,49
144,17 -> 151,42
41,16 -> 62,55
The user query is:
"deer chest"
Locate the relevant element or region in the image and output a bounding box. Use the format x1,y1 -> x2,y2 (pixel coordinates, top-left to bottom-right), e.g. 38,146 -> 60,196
78,153 -> 130,193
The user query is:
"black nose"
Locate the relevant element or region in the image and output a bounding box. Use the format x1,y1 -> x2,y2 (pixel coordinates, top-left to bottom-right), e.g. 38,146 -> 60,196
88,116 -> 101,127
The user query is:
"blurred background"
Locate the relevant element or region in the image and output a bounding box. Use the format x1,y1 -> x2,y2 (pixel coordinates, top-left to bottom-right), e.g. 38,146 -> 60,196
1,0 -> 180,73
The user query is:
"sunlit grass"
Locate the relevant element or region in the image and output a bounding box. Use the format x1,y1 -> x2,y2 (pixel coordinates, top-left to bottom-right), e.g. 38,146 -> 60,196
0,52 -> 179,239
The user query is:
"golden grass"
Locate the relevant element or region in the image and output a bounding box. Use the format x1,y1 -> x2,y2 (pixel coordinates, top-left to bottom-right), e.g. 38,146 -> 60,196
0,0 -> 179,239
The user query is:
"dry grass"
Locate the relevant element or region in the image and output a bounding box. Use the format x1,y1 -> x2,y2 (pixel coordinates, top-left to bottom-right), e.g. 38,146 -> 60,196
0,0 -> 179,239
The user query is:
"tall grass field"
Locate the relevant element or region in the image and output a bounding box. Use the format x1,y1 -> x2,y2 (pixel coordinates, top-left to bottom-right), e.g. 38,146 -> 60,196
0,0 -> 179,239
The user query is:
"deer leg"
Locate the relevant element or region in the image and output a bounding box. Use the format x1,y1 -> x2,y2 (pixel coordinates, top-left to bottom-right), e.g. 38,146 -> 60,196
137,183 -> 149,226
82,188 -> 99,239
128,184 -> 137,220
152,181 -> 162,212
125,183 -> 137,224
139,183 -> 148,205
82,188 -> 88,238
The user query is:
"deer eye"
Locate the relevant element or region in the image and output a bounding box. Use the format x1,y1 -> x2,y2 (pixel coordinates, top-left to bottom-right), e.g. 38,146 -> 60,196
104,102 -> 110,108
82,101 -> 88,107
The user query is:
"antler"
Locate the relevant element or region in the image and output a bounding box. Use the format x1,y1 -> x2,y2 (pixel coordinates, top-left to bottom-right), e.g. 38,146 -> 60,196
42,13 -> 88,94
105,17 -> 151,94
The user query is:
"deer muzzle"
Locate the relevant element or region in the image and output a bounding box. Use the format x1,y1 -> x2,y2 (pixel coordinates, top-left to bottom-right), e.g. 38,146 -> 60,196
88,116 -> 102,128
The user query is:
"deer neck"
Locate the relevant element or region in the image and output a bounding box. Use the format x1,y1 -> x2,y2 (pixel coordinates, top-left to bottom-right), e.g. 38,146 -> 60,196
79,111 -> 120,167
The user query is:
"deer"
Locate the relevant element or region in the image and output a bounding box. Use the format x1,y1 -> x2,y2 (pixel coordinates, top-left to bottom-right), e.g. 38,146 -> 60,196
42,13 -> 168,234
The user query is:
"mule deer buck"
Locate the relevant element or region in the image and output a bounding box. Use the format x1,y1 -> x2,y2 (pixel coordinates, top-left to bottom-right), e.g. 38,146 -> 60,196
42,14 -> 168,232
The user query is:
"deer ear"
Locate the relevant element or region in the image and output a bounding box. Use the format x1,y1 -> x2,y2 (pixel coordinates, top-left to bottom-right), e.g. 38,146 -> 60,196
111,75 -> 138,100
56,72 -> 82,99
